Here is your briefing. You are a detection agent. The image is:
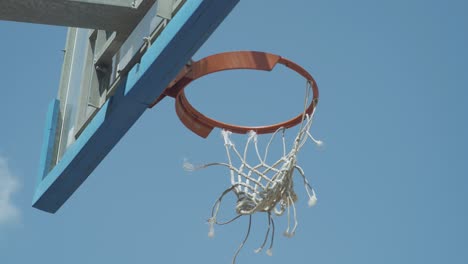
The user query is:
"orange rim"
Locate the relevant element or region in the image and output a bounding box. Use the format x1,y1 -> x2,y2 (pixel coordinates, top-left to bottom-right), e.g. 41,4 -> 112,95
149,51 -> 319,138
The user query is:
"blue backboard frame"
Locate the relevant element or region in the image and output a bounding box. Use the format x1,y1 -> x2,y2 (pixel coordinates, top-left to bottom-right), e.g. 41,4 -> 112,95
33,0 -> 239,213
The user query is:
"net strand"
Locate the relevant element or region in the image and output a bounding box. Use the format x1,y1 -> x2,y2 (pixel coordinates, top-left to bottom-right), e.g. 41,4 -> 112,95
254,213 -> 271,254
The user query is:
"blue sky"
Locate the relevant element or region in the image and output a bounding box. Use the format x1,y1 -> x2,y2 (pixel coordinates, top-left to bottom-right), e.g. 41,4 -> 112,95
1,0 -> 467,263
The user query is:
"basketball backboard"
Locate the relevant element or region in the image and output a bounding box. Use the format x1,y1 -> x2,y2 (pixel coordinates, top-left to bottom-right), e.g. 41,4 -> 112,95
33,0 -> 239,213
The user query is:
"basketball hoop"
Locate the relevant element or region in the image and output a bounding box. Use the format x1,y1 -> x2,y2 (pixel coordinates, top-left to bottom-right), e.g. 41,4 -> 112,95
150,51 -> 322,264
149,51 -> 319,137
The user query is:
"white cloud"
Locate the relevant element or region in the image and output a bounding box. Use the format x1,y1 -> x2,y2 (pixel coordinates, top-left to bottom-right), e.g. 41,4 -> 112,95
0,157 -> 20,225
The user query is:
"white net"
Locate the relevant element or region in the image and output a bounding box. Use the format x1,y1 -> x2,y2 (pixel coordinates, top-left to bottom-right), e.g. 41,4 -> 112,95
184,81 -> 322,264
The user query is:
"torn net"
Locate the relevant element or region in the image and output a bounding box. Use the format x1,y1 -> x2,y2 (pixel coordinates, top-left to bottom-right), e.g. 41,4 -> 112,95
184,83 -> 322,264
